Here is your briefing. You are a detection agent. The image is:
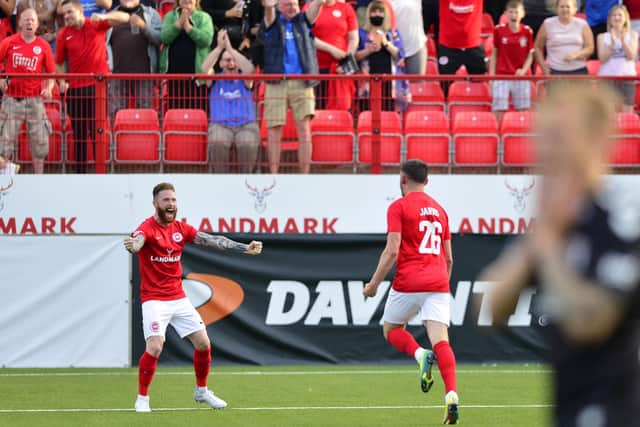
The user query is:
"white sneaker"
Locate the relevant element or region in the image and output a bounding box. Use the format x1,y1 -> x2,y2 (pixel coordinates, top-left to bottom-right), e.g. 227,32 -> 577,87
134,395 -> 151,413
193,387 -> 227,409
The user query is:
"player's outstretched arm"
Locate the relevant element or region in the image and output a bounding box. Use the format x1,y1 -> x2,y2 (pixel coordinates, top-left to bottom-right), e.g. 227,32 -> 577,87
124,234 -> 145,253
194,231 -> 263,255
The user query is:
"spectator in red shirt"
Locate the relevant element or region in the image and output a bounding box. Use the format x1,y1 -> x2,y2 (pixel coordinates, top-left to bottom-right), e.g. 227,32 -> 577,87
17,0 -> 58,48
438,0 -> 486,92
490,0 -> 534,122
55,0 -> 129,173
308,0 -> 358,109
0,9 -> 55,174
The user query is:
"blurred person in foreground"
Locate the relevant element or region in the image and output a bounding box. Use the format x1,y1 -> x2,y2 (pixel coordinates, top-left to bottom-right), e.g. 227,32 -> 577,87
363,159 -> 460,424
481,83 -> 640,427
124,182 -> 263,412
0,8 -> 55,175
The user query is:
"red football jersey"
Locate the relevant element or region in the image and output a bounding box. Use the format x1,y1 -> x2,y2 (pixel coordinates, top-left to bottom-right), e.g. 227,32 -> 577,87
133,216 -> 198,303
493,23 -> 534,75
0,34 -> 55,98
55,19 -> 111,88
310,2 -> 358,70
438,0 -> 482,49
387,191 -> 451,293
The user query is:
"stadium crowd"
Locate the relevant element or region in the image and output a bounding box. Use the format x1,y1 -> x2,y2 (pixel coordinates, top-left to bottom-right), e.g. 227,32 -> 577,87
0,0 -> 639,173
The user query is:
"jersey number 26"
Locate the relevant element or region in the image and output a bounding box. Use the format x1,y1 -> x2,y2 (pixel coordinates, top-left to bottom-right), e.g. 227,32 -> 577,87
418,220 -> 442,255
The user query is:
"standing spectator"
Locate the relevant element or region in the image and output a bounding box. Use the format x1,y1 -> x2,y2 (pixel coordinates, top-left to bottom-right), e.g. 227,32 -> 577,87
585,0 -> 620,58
56,0 -> 130,173
598,4 -> 637,112
391,0 -> 427,75
625,0 -> 640,34
534,0 -> 594,75
106,0 -> 161,121
355,0 -> 405,111
261,0 -> 325,174
356,0 -> 395,28
0,9 -> 54,174
201,0 -> 243,48
490,0 -> 534,122
438,0 -> 486,89
202,29 -> 259,172
17,0 -> 58,49
308,0 -> 358,109
160,0 -> 213,113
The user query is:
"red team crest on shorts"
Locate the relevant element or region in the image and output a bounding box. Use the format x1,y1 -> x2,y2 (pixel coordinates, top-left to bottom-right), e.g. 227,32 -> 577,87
172,232 -> 183,243
150,321 -> 160,332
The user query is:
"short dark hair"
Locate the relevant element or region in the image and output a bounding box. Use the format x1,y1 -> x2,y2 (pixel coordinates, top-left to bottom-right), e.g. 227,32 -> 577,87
153,182 -> 175,198
401,159 -> 428,184
506,0 -> 524,10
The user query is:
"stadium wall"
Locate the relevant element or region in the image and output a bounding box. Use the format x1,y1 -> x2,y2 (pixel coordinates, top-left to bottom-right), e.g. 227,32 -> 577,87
1,175 -> 637,367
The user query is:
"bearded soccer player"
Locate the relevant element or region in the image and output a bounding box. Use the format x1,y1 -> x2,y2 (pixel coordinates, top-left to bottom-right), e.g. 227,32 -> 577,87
124,182 -> 263,413
482,84 -> 640,426
363,159 -> 459,424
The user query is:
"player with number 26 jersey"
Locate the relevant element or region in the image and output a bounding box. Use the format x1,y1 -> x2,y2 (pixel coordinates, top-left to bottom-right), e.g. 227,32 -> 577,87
388,191 -> 451,293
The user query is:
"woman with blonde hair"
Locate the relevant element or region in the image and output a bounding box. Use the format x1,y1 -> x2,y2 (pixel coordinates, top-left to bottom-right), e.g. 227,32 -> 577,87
598,4 -> 638,112
534,0 -> 594,74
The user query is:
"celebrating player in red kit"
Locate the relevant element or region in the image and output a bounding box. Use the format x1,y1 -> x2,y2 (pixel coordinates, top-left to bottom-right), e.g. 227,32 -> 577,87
363,159 -> 459,424
124,182 -> 263,413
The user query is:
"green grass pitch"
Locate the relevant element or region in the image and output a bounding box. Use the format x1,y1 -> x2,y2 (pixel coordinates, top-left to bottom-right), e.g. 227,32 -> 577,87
0,364 -> 552,426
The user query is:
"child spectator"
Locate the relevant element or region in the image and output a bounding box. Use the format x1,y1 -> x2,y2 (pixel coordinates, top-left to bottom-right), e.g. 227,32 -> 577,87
490,0 -> 534,122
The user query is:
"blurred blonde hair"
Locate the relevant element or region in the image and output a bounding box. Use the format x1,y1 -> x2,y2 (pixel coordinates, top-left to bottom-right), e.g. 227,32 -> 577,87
362,0 -> 391,32
607,5 -> 631,32
174,0 -> 201,10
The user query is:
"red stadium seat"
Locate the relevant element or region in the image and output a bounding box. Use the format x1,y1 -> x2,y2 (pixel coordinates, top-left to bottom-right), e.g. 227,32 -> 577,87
408,82 -> 445,112
452,111 -> 499,165
611,112 -> 640,166
481,13 -> 495,38
17,107 -> 66,167
586,60 -> 600,76
357,111 -> 402,165
404,110 -> 450,165
447,81 -> 492,123
157,0 -> 174,18
310,110 -> 355,167
113,108 -> 161,165
163,109 -> 208,164
500,111 -> 537,166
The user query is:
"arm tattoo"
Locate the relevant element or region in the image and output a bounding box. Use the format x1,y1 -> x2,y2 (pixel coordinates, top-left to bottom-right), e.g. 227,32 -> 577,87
194,231 -> 249,253
132,234 -> 145,252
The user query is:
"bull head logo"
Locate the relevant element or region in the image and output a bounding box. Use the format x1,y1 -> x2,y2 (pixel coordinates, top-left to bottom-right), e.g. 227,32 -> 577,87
505,179 -> 535,213
0,178 -> 13,213
245,179 -> 276,214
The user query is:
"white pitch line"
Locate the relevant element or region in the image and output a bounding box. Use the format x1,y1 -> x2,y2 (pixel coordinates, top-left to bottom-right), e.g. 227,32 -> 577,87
0,369 -> 551,377
0,404 -> 553,414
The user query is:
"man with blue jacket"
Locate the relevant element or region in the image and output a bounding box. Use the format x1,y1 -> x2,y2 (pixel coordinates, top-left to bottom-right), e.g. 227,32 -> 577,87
261,0 -> 324,174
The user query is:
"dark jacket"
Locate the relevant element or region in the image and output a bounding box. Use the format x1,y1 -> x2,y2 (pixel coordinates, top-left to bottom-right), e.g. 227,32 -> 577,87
261,12 -> 319,87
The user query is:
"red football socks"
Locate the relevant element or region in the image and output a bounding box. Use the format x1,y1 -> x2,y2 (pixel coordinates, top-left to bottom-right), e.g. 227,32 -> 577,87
387,328 -> 421,357
433,340 -> 457,393
194,348 -> 212,387
138,351 -> 159,396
